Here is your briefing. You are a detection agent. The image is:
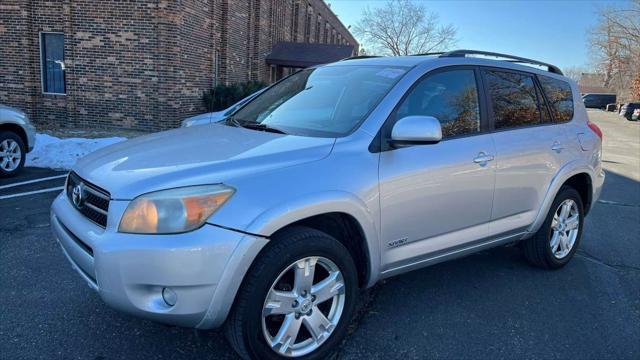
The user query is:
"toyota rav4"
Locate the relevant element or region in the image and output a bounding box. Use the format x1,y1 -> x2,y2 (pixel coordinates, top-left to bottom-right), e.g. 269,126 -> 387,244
51,50 -> 604,359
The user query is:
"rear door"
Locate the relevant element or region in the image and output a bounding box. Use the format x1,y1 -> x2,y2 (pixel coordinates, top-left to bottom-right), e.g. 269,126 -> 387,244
482,68 -> 571,235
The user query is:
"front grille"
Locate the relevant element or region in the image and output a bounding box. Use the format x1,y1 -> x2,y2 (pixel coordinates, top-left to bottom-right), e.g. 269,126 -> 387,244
66,172 -> 110,228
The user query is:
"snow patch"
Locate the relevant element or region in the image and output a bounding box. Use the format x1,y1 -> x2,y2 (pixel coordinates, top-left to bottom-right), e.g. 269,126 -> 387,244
26,133 -> 126,170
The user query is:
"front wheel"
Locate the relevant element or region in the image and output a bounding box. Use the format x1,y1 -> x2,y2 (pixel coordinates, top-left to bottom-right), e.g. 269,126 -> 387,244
225,226 -> 359,359
523,186 -> 584,269
0,131 -> 26,177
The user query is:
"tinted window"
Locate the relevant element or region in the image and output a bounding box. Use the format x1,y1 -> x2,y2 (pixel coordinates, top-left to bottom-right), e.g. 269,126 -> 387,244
539,76 -> 574,121
485,70 -> 541,129
396,69 -> 480,138
40,33 -> 66,94
232,65 -> 407,137
536,85 -> 553,124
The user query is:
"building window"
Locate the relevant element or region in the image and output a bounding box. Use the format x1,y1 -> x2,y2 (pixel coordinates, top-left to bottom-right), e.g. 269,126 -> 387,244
315,17 -> 321,43
304,12 -> 312,42
292,3 -> 299,41
40,32 -> 66,94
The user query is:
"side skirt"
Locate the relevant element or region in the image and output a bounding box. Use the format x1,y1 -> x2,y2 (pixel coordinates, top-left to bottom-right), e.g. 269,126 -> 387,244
379,229 -> 527,279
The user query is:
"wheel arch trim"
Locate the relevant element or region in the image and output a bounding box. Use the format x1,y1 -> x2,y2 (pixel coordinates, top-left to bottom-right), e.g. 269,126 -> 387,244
0,123 -> 28,150
528,160 -> 596,234
244,191 -> 381,288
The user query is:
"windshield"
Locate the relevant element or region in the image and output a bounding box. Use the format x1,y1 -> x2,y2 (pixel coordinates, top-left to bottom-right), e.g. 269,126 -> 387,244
230,65 -> 408,137
223,89 -> 265,116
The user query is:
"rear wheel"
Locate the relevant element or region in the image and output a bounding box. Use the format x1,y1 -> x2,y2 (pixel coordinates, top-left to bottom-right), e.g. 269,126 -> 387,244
0,131 -> 26,177
225,226 -> 358,359
523,186 -> 584,269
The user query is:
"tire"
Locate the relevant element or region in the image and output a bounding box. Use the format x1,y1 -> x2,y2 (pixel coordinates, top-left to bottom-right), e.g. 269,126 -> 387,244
523,186 -> 584,269
225,226 -> 359,360
0,131 -> 26,177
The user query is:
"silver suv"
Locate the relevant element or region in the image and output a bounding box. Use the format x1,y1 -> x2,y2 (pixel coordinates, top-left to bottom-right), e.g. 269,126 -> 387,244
51,50 -> 604,359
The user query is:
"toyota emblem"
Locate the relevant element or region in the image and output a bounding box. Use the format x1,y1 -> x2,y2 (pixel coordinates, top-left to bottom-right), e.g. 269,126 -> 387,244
72,183 -> 84,208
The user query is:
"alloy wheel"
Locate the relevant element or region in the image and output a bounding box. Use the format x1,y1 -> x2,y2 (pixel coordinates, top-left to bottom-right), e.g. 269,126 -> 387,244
550,199 -> 580,259
0,139 -> 22,172
261,256 -> 346,357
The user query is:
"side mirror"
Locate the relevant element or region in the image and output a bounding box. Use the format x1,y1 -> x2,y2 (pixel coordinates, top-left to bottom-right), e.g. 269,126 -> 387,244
390,115 -> 442,147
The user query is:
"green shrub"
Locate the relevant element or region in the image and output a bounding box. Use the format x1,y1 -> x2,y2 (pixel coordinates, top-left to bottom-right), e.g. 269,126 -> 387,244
203,81 -> 267,112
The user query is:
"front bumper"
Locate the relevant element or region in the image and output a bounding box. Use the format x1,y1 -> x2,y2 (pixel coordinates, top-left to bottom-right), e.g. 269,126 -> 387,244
51,193 -> 267,328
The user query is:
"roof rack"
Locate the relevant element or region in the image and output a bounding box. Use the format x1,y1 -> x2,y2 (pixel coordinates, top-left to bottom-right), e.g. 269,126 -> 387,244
439,49 -> 563,75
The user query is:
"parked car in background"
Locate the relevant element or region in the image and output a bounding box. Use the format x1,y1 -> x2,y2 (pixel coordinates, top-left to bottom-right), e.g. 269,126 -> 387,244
52,50 -> 604,359
632,108 -> 639,121
605,103 -> 617,112
0,104 -> 36,176
582,93 -> 616,109
181,89 -> 266,128
619,102 -> 640,121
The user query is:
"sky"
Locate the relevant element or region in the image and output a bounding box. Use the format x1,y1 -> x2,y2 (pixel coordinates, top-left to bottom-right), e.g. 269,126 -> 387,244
328,0 -> 614,71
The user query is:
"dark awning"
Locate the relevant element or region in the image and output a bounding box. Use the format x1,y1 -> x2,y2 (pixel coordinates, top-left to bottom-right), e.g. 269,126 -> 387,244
266,42 -> 355,68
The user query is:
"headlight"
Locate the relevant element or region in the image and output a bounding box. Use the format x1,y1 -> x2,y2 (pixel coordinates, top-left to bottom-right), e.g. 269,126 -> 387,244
118,185 -> 234,234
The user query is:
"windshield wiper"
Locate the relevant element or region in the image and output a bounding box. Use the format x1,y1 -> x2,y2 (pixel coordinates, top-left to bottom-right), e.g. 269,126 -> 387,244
226,116 -> 244,128
226,116 -> 287,134
240,122 -> 288,135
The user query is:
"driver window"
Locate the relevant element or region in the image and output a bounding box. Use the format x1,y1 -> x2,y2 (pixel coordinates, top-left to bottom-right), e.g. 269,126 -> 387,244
396,69 -> 481,138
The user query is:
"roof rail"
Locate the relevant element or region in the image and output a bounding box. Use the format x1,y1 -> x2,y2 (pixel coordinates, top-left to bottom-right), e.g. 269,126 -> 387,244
439,49 -> 563,75
410,52 -> 446,57
341,55 -> 382,61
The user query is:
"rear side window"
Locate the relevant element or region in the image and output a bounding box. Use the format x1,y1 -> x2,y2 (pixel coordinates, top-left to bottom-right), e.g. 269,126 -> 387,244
484,70 -> 541,129
539,76 -> 574,122
396,69 -> 480,138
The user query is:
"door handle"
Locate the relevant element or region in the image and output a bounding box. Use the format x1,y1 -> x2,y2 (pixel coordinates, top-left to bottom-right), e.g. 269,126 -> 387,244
551,142 -> 564,152
473,152 -> 495,164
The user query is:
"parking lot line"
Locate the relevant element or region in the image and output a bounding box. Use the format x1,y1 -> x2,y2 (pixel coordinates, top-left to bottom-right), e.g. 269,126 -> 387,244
0,174 -> 67,190
0,186 -> 64,200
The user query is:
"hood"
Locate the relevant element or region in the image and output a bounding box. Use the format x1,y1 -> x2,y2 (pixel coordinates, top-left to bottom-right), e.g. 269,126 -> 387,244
181,112 -> 212,127
0,104 -> 26,118
74,123 -> 335,199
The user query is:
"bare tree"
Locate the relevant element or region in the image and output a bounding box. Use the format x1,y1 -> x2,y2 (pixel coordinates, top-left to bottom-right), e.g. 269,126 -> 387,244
353,0 -> 457,56
632,75 -> 640,99
562,66 -> 589,83
589,0 -> 640,100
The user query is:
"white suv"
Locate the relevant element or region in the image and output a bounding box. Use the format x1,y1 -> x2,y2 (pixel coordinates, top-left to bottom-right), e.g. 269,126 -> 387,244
0,104 -> 37,176
51,50 -> 604,359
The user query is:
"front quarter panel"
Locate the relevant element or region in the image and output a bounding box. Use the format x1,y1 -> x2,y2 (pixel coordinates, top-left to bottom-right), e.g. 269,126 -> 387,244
0,106 -> 36,151
207,130 -> 382,287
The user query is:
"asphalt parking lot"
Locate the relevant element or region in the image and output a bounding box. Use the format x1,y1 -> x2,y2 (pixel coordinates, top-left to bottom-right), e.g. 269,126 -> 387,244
1,110 -> 638,359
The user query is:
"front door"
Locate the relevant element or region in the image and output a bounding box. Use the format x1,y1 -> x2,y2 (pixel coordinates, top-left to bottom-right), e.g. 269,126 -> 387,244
378,68 -> 496,272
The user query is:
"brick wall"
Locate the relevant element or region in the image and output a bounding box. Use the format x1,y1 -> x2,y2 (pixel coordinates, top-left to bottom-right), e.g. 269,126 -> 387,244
0,1 -> 37,119
0,0 -> 358,131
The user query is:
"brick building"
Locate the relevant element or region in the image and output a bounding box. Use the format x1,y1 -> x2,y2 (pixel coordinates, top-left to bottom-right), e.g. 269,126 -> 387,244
0,0 -> 358,131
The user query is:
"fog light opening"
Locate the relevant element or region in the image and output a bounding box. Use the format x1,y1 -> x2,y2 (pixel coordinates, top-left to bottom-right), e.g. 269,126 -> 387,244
162,287 -> 177,307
